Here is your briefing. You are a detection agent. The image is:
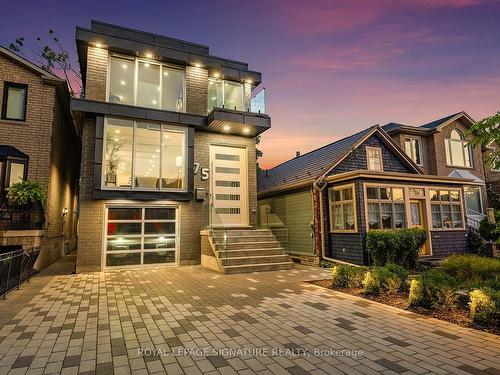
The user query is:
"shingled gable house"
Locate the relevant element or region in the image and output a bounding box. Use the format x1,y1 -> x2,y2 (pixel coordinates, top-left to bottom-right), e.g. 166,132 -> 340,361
258,125 -> 478,266
71,21 -> 293,273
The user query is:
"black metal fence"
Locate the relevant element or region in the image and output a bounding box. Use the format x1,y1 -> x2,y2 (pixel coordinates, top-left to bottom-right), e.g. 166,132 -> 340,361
0,201 -> 45,230
0,247 -> 40,299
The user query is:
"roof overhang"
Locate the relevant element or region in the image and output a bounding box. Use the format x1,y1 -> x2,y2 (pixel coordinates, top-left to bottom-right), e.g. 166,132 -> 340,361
325,170 -> 479,185
258,180 -> 314,198
385,125 -> 435,136
208,108 -> 270,137
434,111 -> 476,131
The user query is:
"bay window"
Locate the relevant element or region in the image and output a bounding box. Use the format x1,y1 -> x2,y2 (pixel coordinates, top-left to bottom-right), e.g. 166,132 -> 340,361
366,186 -> 405,230
429,189 -> 463,229
108,55 -> 185,112
208,78 -> 244,113
103,117 -> 186,191
329,184 -> 357,232
445,129 -> 472,168
404,137 -> 422,165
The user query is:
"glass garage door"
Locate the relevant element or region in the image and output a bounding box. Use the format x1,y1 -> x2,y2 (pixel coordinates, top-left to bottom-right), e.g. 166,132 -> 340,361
105,206 -> 177,267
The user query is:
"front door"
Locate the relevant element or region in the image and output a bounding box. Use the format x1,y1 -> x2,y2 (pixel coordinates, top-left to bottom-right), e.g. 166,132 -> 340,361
410,200 -> 431,256
209,144 -> 248,226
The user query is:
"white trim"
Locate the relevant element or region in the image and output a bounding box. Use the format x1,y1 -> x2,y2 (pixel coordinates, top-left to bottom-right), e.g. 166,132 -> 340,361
403,135 -> 424,166
366,146 -> 384,171
328,183 -> 358,233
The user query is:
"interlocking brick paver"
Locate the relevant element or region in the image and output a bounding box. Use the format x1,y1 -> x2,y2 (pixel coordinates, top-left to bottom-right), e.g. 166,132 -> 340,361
0,263 -> 499,375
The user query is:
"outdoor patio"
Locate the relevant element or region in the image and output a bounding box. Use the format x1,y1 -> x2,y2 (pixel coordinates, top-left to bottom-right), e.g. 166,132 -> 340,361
0,257 -> 498,375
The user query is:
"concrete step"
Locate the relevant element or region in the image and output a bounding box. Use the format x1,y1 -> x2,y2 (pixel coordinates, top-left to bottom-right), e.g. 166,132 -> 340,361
214,235 -> 277,243
220,254 -> 291,266
217,248 -> 286,258
215,241 -> 281,250
215,229 -> 272,237
222,262 -> 295,274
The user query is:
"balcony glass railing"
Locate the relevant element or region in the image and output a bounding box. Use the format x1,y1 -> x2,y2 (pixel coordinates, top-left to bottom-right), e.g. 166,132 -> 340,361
250,88 -> 266,114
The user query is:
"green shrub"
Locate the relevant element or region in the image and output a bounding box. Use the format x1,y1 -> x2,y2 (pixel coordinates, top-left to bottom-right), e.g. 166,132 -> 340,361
467,229 -> 485,254
319,260 -> 334,268
469,288 -> 500,325
409,268 -> 458,309
366,228 -> 428,269
7,180 -> 47,208
363,263 -> 408,295
479,210 -> 500,244
331,264 -> 366,288
441,255 -> 500,283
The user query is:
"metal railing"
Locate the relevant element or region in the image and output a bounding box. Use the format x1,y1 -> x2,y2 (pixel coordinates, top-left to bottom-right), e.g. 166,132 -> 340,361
0,200 -> 45,230
258,204 -> 290,254
209,204 -> 228,261
466,208 -> 487,231
0,247 -> 40,299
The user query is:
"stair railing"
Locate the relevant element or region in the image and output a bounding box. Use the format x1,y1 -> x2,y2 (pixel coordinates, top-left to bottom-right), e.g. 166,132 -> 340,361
209,203 -> 228,261
258,204 -> 290,254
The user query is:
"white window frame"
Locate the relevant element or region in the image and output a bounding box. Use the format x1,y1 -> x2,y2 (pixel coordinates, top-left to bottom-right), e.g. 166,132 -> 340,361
464,185 -> 483,214
366,146 -> 383,171
328,183 -> 357,233
403,136 -> 423,166
207,78 -> 244,113
101,117 -> 188,192
445,129 -> 473,168
106,53 -> 186,113
102,204 -> 179,269
429,188 -> 465,230
364,185 -> 406,231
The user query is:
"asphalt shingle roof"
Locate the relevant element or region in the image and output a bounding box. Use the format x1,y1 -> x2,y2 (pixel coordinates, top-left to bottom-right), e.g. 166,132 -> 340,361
258,126 -> 375,193
419,112 -> 462,129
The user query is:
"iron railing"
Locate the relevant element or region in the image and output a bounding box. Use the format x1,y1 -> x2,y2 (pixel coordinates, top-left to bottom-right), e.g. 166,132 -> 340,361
0,247 -> 40,299
0,200 -> 45,230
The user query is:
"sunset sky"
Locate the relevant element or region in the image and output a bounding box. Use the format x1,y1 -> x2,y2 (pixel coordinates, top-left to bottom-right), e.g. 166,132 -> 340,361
2,0 -> 499,169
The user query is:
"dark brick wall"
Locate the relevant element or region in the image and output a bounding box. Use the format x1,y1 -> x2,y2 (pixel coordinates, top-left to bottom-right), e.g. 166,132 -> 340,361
329,133 -> 412,175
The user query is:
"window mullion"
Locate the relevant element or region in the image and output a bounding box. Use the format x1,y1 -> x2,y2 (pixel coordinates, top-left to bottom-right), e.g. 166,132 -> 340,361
134,60 -> 138,106
159,125 -> 164,191
131,121 -> 137,190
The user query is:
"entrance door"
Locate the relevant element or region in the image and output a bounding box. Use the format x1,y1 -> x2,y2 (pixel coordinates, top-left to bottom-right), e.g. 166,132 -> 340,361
209,145 -> 248,226
410,200 -> 430,256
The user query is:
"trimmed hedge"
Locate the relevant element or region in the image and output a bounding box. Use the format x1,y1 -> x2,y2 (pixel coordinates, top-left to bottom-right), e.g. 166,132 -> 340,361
366,228 -> 428,269
331,264 -> 366,288
409,268 -> 458,309
441,255 -> 500,283
363,263 -> 408,295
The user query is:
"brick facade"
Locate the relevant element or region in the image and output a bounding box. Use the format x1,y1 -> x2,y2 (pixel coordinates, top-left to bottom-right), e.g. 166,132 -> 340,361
0,52 -> 79,270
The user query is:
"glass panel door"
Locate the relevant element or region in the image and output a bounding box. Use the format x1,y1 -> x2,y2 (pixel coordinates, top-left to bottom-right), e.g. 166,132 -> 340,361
410,200 -> 430,256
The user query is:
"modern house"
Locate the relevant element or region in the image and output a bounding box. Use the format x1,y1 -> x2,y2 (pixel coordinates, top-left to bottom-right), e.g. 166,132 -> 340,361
257,125 -> 482,266
0,46 -> 80,269
71,21 -> 293,273
383,112 -> 489,225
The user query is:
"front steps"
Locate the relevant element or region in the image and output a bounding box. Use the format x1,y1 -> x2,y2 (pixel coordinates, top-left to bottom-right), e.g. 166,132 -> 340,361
210,229 -> 294,274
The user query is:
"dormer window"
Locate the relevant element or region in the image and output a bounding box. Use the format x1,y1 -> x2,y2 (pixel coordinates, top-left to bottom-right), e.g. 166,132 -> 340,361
366,147 -> 383,171
404,136 -> 422,165
107,55 -> 185,112
207,78 -> 244,113
445,129 -> 472,168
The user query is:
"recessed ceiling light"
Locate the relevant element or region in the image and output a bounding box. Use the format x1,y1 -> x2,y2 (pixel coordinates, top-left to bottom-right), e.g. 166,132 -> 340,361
120,80 -> 126,85
145,53 -> 153,58
94,43 -> 103,48
152,100 -> 157,105
245,79 -> 253,84
163,71 -> 169,76
223,125 -> 230,132
144,63 -> 150,68
122,64 -> 128,69
194,62 -> 202,68
243,127 -> 250,134
213,72 -> 220,78
115,129 -> 121,134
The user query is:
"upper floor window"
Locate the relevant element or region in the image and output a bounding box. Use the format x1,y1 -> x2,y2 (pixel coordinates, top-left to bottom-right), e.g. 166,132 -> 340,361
366,147 -> 383,171
404,136 -> 422,165
103,117 -> 187,191
1,82 -> 28,121
208,78 -> 244,113
445,129 -> 472,168
329,184 -> 357,232
108,55 -> 185,112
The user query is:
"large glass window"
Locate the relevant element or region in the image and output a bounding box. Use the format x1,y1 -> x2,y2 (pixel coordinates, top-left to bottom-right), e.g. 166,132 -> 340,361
108,55 -> 185,112
105,206 -> 177,267
404,137 -> 422,165
329,184 -> 356,232
2,82 -> 28,121
366,186 -> 405,230
445,129 -> 472,167
366,147 -> 383,171
430,189 -> 463,229
8,163 -> 25,187
464,186 -> 482,214
103,118 -> 187,191
207,78 -> 244,113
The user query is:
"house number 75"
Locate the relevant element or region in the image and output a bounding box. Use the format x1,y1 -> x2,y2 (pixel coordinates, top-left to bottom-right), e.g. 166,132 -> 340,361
194,163 -> 210,181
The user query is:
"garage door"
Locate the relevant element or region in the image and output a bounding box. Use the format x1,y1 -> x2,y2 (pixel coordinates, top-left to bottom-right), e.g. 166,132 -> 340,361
104,206 -> 177,268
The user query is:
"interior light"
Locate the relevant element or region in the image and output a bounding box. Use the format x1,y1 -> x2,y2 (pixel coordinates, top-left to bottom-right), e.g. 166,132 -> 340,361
145,53 -> 153,58
211,96 -> 217,100
115,129 -> 121,134
117,237 -> 124,242
213,72 -> 220,78
144,63 -> 150,68
175,156 -> 183,167
94,43 -> 103,48
243,127 -> 250,134
245,79 -> 253,84
122,64 -> 128,69
163,71 -> 169,76
120,80 -> 126,85
152,100 -> 157,105
194,62 -> 202,68
159,236 -> 165,241
152,155 -> 156,159
223,125 -> 230,132
155,149 -> 160,153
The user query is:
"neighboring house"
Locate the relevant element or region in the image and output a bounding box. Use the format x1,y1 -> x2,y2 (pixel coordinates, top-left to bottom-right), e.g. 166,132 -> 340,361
482,141 -> 500,208
0,46 -> 80,269
257,125 -> 479,266
383,112 -> 488,225
71,21 -> 291,273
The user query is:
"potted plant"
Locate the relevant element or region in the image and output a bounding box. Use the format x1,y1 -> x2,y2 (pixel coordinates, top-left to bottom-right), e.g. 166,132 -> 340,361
7,180 -> 47,229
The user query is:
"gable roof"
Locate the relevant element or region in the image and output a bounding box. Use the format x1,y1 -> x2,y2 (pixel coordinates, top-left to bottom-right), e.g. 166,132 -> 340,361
258,125 -> 421,195
0,46 -> 64,83
383,111 -> 476,134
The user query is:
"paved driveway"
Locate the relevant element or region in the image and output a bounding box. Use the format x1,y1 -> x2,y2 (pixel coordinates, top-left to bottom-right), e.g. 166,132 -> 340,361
0,259 -> 499,375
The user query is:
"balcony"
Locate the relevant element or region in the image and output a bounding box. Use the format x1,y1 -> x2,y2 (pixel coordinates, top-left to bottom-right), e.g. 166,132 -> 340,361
0,200 -> 45,231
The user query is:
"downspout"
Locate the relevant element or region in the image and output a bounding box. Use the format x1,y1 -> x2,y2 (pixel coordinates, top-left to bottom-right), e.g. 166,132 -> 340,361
313,178 -> 360,266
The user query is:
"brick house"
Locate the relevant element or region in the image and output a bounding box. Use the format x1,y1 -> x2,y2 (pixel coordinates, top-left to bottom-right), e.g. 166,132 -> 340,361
258,126 -> 479,265
0,47 -> 80,269
72,21 -> 292,272
383,112 -> 491,224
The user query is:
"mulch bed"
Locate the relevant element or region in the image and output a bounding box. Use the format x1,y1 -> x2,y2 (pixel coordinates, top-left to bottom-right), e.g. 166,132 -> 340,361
308,279 -> 499,335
